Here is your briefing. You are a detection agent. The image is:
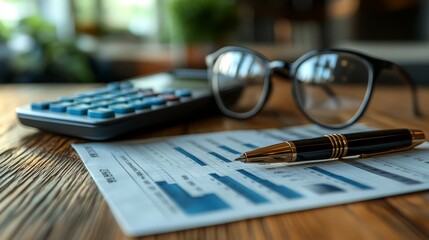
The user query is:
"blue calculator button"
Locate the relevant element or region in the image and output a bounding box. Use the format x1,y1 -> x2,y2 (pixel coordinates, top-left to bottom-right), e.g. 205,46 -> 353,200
31,102 -> 50,110
159,89 -> 175,95
130,100 -> 151,110
120,81 -> 134,89
125,93 -> 144,101
77,91 -> 96,97
109,103 -> 135,114
67,104 -> 91,116
175,89 -> 192,97
49,102 -> 73,112
91,95 -> 107,101
107,82 -> 121,90
74,97 -> 93,104
58,96 -> 76,102
109,92 -> 125,98
120,88 -> 139,95
144,97 -> 166,106
96,93 -> 114,101
111,97 -> 128,104
88,108 -> 115,119
90,100 -> 110,108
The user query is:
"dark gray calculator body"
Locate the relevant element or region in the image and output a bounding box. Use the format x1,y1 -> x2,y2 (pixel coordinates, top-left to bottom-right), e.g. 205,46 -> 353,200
16,70 -> 214,140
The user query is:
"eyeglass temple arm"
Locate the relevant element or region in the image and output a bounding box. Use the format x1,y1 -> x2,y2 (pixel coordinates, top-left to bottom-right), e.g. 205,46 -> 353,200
389,64 -> 422,116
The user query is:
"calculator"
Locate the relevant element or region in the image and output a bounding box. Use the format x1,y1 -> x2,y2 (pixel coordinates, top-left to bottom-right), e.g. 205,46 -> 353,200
16,69 -> 215,140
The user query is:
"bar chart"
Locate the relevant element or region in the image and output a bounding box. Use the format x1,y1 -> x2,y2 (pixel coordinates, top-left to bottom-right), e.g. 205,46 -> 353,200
73,124 -> 429,236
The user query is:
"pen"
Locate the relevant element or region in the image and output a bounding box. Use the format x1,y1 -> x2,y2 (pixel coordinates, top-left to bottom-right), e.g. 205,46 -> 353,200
235,129 -> 426,164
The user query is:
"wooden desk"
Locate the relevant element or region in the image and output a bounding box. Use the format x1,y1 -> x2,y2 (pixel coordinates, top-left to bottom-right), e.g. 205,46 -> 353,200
1,80 -> 429,240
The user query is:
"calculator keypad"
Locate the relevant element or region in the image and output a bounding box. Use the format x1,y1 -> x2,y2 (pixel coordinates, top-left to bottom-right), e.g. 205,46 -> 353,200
17,70 -> 213,140
29,81 -> 193,120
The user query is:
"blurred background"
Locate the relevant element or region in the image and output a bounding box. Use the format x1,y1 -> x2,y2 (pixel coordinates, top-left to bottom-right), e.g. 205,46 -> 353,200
0,0 -> 428,84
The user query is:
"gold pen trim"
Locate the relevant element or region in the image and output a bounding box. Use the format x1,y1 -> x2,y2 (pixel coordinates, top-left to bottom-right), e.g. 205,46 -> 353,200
325,134 -> 348,159
409,129 -> 426,146
325,134 -> 337,159
285,141 -> 297,163
237,141 -> 297,163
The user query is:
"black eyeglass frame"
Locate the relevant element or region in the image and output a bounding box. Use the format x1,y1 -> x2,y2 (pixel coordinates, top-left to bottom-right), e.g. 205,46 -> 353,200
206,46 -> 421,129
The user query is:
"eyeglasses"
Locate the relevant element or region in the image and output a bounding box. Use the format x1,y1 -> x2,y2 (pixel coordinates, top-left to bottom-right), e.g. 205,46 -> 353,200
205,46 -> 421,129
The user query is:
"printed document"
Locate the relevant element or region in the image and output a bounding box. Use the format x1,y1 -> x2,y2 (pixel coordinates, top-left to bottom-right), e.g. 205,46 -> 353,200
72,124 -> 429,236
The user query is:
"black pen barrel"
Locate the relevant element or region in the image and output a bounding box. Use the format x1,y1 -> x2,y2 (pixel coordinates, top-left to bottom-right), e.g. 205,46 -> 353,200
293,137 -> 333,161
293,129 -> 419,162
345,129 -> 412,156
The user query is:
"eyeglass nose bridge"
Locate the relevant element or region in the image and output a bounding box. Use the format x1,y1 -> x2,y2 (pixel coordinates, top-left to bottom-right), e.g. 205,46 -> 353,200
270,60 -> 291,79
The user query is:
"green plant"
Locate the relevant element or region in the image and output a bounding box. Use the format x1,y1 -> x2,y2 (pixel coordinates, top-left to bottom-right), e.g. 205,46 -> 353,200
168,0 -> 238,44
0,22 -> 11,42
2,16 -> 95,82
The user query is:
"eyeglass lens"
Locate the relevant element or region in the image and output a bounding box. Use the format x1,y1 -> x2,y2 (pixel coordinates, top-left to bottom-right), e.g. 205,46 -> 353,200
294,52 -> 372,127
210,50 -> 374,128
212,51 -> 269,115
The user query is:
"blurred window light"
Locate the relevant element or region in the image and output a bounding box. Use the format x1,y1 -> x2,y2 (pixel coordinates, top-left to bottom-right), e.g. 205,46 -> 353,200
8,33 -> 34,53
74,0 -> 157,38
0,1 -> 37,23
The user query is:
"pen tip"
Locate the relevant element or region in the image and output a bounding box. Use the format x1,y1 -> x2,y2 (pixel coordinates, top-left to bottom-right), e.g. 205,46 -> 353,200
235,155 -> 246,162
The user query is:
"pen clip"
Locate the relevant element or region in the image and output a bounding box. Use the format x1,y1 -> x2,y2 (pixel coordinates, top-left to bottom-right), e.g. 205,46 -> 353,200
359,142 -> 423,159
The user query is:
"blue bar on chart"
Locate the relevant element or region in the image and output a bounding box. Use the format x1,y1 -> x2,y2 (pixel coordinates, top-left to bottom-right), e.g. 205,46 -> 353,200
237,169 -> 303,199
174,147 -> 207,166
156,181 -> 230,215
219,145 -> 240,155
307,166 -> 373,190
208,151 -> 231,163
210,173 -> 269,204
306,183 -> 345,195
347,161 -> 421,185
243,143 -> 258,149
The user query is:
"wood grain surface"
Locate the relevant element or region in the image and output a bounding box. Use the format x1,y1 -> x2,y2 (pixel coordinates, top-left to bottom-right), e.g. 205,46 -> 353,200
1,79 -> 428,240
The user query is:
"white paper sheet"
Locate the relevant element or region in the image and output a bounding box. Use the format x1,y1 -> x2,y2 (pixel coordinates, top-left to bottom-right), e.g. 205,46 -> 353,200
72,124 -> 429,236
